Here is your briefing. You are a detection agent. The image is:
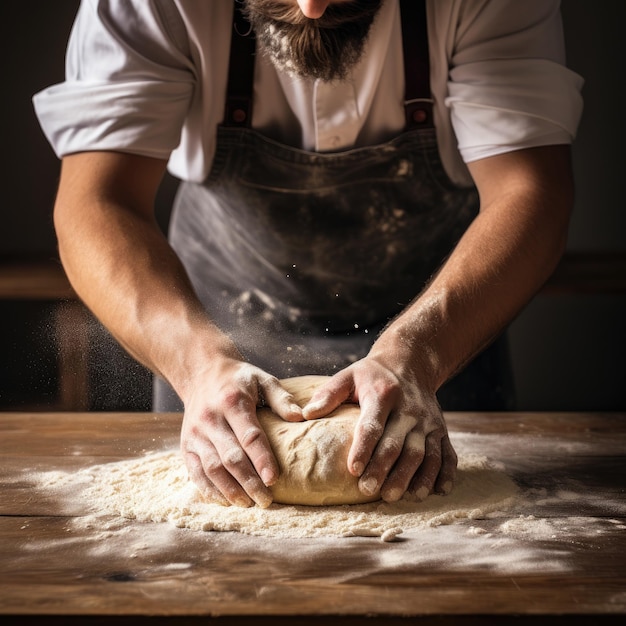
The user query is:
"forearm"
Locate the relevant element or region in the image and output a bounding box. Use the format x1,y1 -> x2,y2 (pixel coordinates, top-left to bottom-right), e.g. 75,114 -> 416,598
54,152 -> 305,508
370,145 -> 574,391
54,152 -> 239,402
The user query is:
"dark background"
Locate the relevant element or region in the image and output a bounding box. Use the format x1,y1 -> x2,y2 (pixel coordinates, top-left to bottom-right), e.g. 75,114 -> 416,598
1,1 -> 624,411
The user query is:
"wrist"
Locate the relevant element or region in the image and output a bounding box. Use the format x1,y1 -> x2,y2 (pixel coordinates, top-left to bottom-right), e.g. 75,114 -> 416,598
370,289 -> 459,393
158,320 -> 243,405
369,323 -> 443,394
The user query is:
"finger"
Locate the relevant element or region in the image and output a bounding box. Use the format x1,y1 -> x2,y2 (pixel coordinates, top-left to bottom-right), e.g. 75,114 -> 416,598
354,412 -> 413,496
220,386 -> 279,492
182,442 -> 250,507
217,438 -> 273,508
189,400 -> 269,507
302,370 -> 354,419
379,430 -> 426,502
219,381 -> 279,505
259,375 -> 303,422
347,393 -> 395,480
183,450 -> 230,506
434,434 -> 457,495
212,417 -> 275,508
231,412 -> 280,491
407,431 -> 444,501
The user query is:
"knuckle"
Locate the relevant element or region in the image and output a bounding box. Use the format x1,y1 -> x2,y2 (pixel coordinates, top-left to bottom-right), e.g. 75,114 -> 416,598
242,475 -> 264,494
358,419 -> 384,441
424,442 -> 442,460
424,430 -> 448,458
195,452 -> 223,478
220,388 -> 246,412
204,457 -> 224,476
189,407 -> 222,432
260,374 -> 281,389
403,443 -> 425,465
240,426 -> 264,448
379,436 -> 403,458
184,455 -> 205,483
370,377 -> 400,403
221,446 -> 246,469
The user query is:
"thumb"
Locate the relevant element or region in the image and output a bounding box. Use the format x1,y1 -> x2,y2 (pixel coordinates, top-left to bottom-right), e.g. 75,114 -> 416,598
260,376 -> 304,422
302,371 -> 354,420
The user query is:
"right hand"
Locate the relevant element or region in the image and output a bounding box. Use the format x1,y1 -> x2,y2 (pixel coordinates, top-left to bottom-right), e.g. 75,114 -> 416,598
302,355 -> 457,503
180,357 -> 303,508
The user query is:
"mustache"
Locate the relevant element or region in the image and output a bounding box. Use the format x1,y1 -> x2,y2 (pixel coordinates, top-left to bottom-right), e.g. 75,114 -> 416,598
243,0 -> 382,29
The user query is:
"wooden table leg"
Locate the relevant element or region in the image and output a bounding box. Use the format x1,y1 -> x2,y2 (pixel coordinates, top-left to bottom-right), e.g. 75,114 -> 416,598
55,300 -> 90,411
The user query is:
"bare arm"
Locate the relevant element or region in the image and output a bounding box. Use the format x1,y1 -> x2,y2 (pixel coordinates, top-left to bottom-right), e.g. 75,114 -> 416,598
304,144 -> 574,501
55,152 -> 206,377
54,151 -> 302,507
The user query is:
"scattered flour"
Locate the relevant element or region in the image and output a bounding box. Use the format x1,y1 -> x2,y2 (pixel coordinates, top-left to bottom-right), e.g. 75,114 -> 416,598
22,429 -> 625,578
38,450 -> 518,542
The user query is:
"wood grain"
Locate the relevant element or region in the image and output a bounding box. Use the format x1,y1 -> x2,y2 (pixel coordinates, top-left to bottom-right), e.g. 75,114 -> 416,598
0,411 -> 625,624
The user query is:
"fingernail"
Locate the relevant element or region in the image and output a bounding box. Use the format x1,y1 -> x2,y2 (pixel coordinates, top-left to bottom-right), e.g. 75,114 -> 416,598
303,400 -> 324,418
414,486 -> 429,501
255,491 -> 273,509
351,461 -> 364,476
261,468 -> 276,486
359,477 -> 378,496
383,487 -> 403,502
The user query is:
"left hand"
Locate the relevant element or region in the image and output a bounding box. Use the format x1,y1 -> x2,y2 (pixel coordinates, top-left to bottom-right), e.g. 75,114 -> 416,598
302,356 -> 457,502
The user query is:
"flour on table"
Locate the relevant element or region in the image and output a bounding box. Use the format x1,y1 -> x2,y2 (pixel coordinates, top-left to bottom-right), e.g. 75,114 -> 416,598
39,449 -> 518,542
35,378 -> 520,542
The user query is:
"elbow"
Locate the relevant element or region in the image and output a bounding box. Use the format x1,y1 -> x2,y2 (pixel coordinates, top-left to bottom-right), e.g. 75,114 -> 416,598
52,193 -> 77,264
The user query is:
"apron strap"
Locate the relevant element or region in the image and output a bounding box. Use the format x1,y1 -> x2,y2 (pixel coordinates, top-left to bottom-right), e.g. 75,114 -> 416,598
223,0 -> 433,131
223,1 -> 255,128
400,0 -> 434,130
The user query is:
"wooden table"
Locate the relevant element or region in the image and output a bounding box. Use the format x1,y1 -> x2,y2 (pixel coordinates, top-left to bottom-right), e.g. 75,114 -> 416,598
1,411 -> 625,625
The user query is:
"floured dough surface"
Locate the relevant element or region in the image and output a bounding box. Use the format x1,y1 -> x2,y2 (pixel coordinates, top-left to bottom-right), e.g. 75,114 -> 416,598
259,376 -> 377,505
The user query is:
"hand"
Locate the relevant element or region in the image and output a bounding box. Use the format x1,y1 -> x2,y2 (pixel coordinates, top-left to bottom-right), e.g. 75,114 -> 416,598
180,358 -> 303,508
302,357 -> 457,503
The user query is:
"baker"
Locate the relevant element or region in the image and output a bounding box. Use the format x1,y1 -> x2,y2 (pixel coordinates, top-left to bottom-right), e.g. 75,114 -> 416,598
34,0 -> 583,508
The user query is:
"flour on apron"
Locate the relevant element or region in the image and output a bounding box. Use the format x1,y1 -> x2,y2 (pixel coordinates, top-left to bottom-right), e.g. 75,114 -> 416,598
154,0 -> 514,411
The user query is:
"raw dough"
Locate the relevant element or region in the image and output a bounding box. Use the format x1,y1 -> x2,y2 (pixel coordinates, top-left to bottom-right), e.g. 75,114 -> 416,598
259,376 -> 378,506
34,377 -> 521,542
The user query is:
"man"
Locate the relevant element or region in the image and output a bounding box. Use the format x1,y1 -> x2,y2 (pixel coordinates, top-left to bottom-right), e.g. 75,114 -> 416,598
34,0 -> 583,508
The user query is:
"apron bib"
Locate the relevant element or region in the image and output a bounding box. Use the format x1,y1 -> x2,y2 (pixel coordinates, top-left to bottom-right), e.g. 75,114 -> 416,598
154,0 -> 514,411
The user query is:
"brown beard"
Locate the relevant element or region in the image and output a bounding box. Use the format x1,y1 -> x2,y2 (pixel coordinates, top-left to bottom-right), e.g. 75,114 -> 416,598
243,0 -> 383,81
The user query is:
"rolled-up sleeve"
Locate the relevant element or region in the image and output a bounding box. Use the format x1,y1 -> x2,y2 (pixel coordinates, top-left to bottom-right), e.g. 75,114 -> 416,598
444,0 -> 584,164
33,0 -> 195,160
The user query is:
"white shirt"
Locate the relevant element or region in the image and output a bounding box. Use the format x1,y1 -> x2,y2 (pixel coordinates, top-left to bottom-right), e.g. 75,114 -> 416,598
33,0 -> 584,187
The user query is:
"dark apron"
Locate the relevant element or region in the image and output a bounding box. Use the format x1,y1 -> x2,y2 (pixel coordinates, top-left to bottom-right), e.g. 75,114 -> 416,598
154,0 -> 515,412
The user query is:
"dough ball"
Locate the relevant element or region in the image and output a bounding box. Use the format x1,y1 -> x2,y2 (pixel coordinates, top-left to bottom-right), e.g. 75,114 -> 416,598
258,376 -> 380,506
